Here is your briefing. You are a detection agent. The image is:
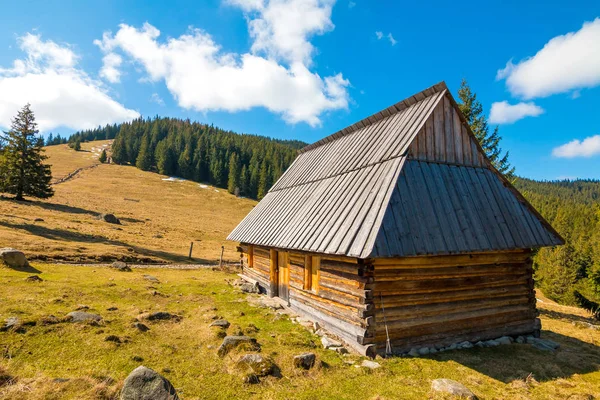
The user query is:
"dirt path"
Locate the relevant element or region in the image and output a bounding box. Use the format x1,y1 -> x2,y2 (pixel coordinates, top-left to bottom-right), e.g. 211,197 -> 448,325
53,163 -> 100,185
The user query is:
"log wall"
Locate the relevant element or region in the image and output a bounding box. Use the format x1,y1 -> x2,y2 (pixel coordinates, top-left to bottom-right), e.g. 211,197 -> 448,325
370,250 -> 538,354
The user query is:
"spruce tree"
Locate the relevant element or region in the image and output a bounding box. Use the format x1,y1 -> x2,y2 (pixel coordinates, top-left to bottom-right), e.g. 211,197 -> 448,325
227,152 -> 240,194
136,134 -> 153,171
111,135 -> 127,164
98,149 -> 107,163
0,104 -> 53,200
257,160 -> 269,200
457,79 -> 515,180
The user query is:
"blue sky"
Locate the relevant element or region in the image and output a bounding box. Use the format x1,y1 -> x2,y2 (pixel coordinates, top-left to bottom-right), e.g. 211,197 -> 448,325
1,0 -> 599,180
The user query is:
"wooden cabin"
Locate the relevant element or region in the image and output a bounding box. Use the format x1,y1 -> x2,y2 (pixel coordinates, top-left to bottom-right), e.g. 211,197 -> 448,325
227,81 -> 563,357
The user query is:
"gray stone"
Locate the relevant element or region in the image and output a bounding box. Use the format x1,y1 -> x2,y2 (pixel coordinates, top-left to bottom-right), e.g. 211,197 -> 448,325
66,311 -> 102,323
105,335 -> 122,343
112,261 -> 131,271
25,275 -> 43,282
448,343 -> 458,350
143,312 -> 180,322
1,317 -> 20,332
321,336 -> 342,349
143,275 -> 160,283
527,337 -> 560,352
418,347 -> 430,355
209,319 -> 230,329
458,341 -> 473,349
429,348 -> 438,354
497,336 -> 513,346
217,336 -> 260,357
293,353 -> 316,370
431,379 -> 477,399
408,348 -> 420,357
0,248 -> 29,268
484,340 -> 500,347
120,366 -> 178,400
360,360 -> 381,369
332,346 -> 348,354
475,341 -> 485,348
99,213 -> 121,225
240,282 -> 259,293
516,336 -> 525,344
133,322 -> 150,332
236,354 -> 275,377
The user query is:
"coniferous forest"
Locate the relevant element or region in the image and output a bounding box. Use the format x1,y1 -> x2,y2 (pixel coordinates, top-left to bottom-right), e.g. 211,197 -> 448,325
69,117 -> 304,200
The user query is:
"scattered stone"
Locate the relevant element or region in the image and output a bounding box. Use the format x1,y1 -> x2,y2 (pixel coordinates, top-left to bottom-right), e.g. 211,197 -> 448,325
484,340 -> 500,348
408,348 -> 420,357
98,213 -> 120,225
527,337 -> 560,352
418,347 -> 430,355
458,341 -> 473,349
217,336 -> 260,357
1,317 -> 20,332
162,368 -> 171,374
244,324 -> 259,334
321,336 -> 342,349
105,335 -> 122,343
497,336 -> 513,346
293,353 -> 316,370
107,307 -> 118,311
120,365 -> 179,400
143,275 -> 160,283
112,261 -> 132,272
0,248 -> 29,268
66,311 -> 102,323
25,275 -> 43,282
209,319 -> 230,329
139,312 -> 181,322
475,341 -> 485,348
429,348 -> 438,354
133,322 -> 150,332
360,360 -> 381,369
240,282 -> 260,294
131,356 -> 144,362
236,354 -> 275,377
75,305 -> 90,311
332,347 -> 348,354
516,336 -> 525,344
431,379 -> 477,400
40,315 -> 60,325
53,378 -> 69,383
34,218 -> 44,222
243,373 -> 260,384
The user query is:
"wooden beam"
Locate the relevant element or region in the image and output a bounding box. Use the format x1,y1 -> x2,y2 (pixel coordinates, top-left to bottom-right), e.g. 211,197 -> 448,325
269,249 -> 278,298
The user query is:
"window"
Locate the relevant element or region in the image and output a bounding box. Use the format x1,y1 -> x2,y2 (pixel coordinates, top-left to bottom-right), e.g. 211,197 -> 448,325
303,255 -> 320,292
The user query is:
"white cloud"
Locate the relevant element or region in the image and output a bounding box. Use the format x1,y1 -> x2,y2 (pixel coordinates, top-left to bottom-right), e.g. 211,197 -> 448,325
95,2 -> 349,127
375,31 -> 396,46
375,31 -> 383,40
99,53 -> 122,83
552,135 -> 600,158
348,1 -> 356,8
0,33 -> 139,132
387,33 -> 397,46
150,93 -> 165,106
489,101 -> 544,124
497,18 -> 600,99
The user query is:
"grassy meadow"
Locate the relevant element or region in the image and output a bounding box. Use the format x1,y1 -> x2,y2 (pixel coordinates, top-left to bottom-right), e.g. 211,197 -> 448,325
0,141 -> 256,263
1,263 -> 600,400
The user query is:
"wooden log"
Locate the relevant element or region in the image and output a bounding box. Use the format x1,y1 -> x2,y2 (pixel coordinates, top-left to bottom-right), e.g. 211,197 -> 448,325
269,249 -> 278,298
372,274 -> 529,295
375,263 -> 530,281
371,250 -> 531,268
304,255 -> 312,290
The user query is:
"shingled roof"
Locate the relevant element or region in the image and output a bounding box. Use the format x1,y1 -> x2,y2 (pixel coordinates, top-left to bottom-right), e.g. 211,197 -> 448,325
228,82 -> 563,258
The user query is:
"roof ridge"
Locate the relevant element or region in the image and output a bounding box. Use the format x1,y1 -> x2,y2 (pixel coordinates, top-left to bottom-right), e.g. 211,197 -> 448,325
298,81 -> 448,154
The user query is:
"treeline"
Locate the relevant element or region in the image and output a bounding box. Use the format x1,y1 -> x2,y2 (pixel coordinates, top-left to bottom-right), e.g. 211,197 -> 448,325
516,178 -> 600,306
70,117 -> 304,199
45,133 -> 69,146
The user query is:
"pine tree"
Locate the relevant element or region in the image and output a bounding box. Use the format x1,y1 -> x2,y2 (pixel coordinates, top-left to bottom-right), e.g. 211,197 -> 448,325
257,160 -> 269,200
111,135 -> 127,164
457,79 -> 515,180
178,144 -> 193,178
136,134 -> 153,171
239,164 -> 248,196
98,149 -> 107,163
0,104 -> 53,200
227,152 -> 240,194
156,140 -> 176,176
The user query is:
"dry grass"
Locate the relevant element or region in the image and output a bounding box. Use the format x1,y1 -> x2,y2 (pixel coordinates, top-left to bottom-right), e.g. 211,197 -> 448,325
0,141 -> 256,263
43,141 -> 110,182
1,264 -> 600,400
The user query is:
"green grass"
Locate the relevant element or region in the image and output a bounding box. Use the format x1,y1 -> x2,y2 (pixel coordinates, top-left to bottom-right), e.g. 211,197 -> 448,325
1,264 -> 600,399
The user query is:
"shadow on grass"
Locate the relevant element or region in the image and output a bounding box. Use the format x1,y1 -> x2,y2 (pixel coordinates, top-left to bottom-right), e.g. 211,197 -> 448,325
539,307 -> 598,325
0,197 -> 97,216
0,221 -> 211,264
429,330 -> 600,383
6,263 -> 42,274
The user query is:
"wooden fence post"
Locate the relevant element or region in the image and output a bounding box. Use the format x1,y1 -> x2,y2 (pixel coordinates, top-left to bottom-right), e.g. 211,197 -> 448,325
219,246 -> 224,268
188,242 -> 194,260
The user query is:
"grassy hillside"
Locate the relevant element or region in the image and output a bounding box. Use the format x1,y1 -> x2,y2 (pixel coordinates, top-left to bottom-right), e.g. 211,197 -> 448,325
0,141 -> 257,263
0,263 -> 599,399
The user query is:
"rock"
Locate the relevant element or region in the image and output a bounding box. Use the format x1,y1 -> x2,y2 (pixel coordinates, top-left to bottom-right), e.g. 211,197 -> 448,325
209,319 -> 230,329
516,336 -> 525,344
497,336 -> 513,346
429,348 -> 438,354
313,322 -> 321,331
120,365 -> 179,400
243,373 -> 260,384
40,315 -> 60,325
431,379 -> 477,399
217,336 -> 260,357
408,348 -> 420,357
133,322 -> 150,332
34,218 -> 44,222
244,324 -> 259,334
99,213 -> 121,225
75,305 -> 90,311
131,356 -> 144,362
475,341 -> 484,348
321,336 -> 342,349
25,275 -> 43,282
66,311 -> 102,323
236,354 -> 275,377
418,347 -> 430,355
527,337 -> 560,352
1,317 -> 20,332
105,335 -> 122,343
143,275 -> 160,283
112,261 -> 131,272
107,307 -> 118,311
293,353 -> 316,370
458,341 -> 473,349
240,282 -> 260,293
0,248 -> 29,268
360,360 -> 381,369
484,340 -> 500,348
139,312 -> 181,322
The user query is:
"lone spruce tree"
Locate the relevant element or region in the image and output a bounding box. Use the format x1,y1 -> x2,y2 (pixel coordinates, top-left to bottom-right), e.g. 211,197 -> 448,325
457,79 -> 515,180
0,104 -> 53,200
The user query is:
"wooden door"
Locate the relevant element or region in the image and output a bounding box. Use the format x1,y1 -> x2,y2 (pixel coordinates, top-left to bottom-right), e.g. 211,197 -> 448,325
277,251 -> 290,301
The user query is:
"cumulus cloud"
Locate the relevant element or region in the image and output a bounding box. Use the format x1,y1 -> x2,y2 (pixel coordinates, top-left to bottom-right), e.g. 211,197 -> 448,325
0,33 -> 139,132
552,135 -> 600,158
496,18 -> 600,99
150,93 -> 165,106
375,31 -> 396,46
99,53 -> 122,83
95,0 -> 349,126
489,101 -> 544,124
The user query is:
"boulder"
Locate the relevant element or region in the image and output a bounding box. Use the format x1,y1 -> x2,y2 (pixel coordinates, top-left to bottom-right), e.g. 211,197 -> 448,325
99,213 -> 121,225
209,319 -> 230,329
105,335 -> 122,343
293,353 -> 316,370
25,275 -> 43,282
143,275 -> 160,283
217,336 -> 260,357
120,366 -> 179,400
240,282 -> 260,294
112,261 -> 132,272
0,248 -> 29,268
133,322 -> 150,332
66,311 -> 102,323
147,312 -> 180,322
497,336 -> 513,346
360,360 -> 381,369
236,354 -> 275,377
431,379 -> 477,399
1,317 -> 20,332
